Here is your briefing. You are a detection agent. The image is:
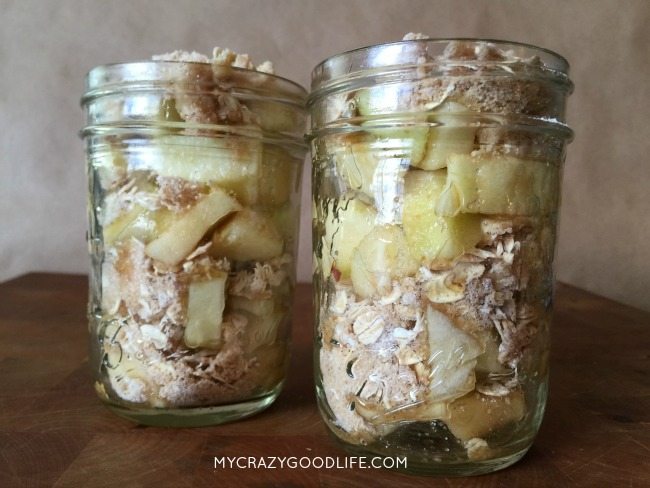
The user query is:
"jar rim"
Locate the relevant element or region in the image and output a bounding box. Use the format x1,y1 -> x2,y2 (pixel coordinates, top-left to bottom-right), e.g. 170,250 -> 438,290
310,38 -> 571,93
82,60 -> 307,105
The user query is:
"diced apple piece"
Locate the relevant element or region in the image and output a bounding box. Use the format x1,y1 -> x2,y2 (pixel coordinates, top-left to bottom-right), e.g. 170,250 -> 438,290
331,133 -> 378,197
475,331 -> 510,375
356,86 -> 390,115
254,203 -> 298,254
356,86 -> 428,165
91,145 -> 128,190
362,126 -> 429,167
134,135 -> 262,204
445,389 -> 526,442
258,145 -> 301,205
351,224 -> 418,298
228,295 -> 275,316
184,273 -> 228,349
322,198 -> 377,279
211,208 -> 283,261
405,167 -> 447,197
242,310 -> 284,354
425,306 -> 483,402
104,206 -> 144,245
266,203 -> 298,241
145,188 -> 241,265
157,97 -> 182,122
104,205 -> 173,245
329,131 -> 413,202
414,102 -> 476,170
245,100 -> 304,132
355,397 -> 449,425
355,85 -> 403,118
441,154 -> 559,216
403,170 -> 482,263
330,130 -> 426,200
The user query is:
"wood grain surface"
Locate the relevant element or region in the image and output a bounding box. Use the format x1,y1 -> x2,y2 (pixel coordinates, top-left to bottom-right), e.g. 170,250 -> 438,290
0,273 -> 648,487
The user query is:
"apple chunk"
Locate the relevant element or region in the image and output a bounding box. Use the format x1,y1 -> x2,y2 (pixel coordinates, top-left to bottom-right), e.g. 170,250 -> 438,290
413,102 -> 476,171
365,126 -> 429,167
211,208 -> 283,261
266,203 -> 298,241
133,135 -> 262,204
322,197 -> 377,279
331,133 -> 377,197
351,224 -> 418,298
355,85 -> 402,117
103,205 -> 173,246
245,99 -> 304,133
425,307 -> 483,402
355,86 -> 429,166
258,145 -> 301,205
145,188 -> 241,266
184,273 -> 228,349
332,130 -> 426,201
442,154 -> 559,216
445,389 -> 525,441
91,145 -> 127,190
402,169 -> 482,264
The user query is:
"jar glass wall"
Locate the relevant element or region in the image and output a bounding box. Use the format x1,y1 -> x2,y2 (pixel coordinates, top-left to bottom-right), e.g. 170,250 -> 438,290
309,39 -> 573,475
82,61 -> 307,426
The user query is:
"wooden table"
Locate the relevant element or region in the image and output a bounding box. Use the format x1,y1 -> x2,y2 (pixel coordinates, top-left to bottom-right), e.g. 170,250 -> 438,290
0,273 -> 648,487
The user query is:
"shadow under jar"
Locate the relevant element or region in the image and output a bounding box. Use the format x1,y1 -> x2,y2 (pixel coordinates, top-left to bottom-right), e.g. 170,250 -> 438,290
308,39 -> 573,475
82,60 -> 307,426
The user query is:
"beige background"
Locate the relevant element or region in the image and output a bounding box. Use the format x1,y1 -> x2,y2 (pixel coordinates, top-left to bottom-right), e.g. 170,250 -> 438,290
1,0 -> 649,311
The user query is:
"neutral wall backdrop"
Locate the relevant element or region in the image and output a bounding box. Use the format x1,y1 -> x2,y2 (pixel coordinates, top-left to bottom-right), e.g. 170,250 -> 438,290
1,0 -> 649,311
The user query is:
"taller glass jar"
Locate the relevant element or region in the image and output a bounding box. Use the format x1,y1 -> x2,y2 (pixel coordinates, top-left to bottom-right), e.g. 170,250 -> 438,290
309,39 -> 573,474
82,59 -> 307,426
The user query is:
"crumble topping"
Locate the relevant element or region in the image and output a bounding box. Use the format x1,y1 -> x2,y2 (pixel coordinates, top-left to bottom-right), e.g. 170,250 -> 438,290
152,50 -> 210,63
402,32 -> 430,41
151,46 -> 277,126
153,47 -> 274,74
156,176 -> 204,211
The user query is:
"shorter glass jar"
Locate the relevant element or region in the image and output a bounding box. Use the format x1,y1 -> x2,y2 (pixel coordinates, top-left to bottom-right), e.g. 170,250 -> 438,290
82,60 -> 307,426
309,39 -> 573,474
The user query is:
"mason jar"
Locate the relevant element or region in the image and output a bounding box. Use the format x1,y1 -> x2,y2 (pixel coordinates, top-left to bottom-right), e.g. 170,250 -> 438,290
308,39 -> 573,474
81,59 -> 307,426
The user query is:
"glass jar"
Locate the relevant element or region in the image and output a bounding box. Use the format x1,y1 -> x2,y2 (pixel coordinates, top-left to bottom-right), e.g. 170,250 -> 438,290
309,39 -> 573,475
81,60 -> 307,426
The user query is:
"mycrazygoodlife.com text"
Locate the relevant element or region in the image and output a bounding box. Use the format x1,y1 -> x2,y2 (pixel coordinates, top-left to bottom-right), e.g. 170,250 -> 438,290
214,456 -> 407,470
